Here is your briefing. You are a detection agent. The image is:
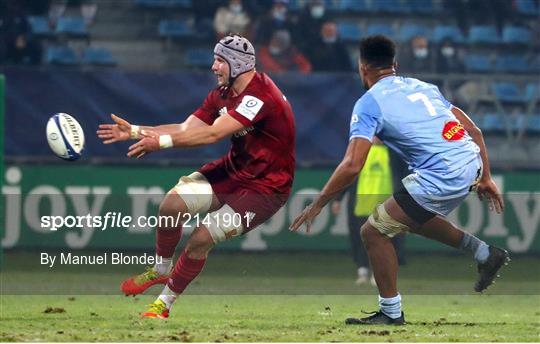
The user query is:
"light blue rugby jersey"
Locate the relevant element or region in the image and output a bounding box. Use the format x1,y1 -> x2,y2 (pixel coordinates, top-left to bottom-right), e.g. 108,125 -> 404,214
349,76 -> 481,204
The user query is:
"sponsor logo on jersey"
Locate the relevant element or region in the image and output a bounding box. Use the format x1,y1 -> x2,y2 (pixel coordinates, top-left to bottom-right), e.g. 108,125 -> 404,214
442,120 -> 465,141
233,126 -> 254,138
236,95 -> 264,121
219,107 -> 228,116
351,114 -> 359,124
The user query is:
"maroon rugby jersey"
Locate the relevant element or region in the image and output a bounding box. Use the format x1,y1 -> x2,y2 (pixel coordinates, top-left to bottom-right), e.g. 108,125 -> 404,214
193,72 -> 295,194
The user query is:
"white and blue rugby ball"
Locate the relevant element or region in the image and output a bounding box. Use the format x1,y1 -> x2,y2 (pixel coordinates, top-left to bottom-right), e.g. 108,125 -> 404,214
46,113 -> 85,161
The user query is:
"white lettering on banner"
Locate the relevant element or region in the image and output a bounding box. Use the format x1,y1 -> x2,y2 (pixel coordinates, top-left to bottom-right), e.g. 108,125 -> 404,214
447,195 -> 483,235
241,207 -> 285,250
329,193 -> 349,235
484,175 -> 509,237
2,167 -> 22,247
288,188 -> 329,236
235,95 -> 264,121
127,186 -> 165,233
506,192 -> 540,253
25,185 -> 66,233
2,186 -> 21,248
65,187 -> 111,249
2,166 -> 540,253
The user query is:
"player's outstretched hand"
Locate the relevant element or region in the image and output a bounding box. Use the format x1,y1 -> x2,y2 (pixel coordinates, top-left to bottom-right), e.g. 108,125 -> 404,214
289,203 -> 322,233
97,114 -> 133,144
476,177 -> 504,214
127,135 -> 160,159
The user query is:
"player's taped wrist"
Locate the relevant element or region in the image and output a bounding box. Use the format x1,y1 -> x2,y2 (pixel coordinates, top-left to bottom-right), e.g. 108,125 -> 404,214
159,135 -> 173,149
130,125 -> 140,139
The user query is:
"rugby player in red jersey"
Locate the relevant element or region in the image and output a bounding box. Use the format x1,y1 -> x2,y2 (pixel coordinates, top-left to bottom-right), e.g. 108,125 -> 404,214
97,34 -> 295,318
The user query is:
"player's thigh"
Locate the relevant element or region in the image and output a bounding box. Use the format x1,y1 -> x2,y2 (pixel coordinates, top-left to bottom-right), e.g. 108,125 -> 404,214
185,224 -> 215,255
382,197 -> 418,229
161,171 -> 222,217
364,197 -> 416,239
206,191 -> 284,244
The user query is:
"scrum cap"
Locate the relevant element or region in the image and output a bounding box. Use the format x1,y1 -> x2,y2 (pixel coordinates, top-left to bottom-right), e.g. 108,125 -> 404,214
214,35 -> 256,79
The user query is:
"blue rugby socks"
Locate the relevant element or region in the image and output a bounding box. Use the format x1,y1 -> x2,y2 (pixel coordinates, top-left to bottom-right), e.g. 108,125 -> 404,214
460,232 -> 490,263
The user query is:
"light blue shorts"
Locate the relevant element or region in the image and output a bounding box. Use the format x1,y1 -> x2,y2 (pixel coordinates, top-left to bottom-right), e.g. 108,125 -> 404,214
402,155 -> 482,217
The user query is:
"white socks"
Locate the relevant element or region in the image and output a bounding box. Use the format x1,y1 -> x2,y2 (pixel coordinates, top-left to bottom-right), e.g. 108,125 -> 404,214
154,255 -> 173,275
379,293 -> 402,319
158,285 -> 178,309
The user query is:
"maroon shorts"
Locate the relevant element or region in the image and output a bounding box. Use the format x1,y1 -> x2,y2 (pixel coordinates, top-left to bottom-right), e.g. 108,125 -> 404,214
199,161 -> 289,234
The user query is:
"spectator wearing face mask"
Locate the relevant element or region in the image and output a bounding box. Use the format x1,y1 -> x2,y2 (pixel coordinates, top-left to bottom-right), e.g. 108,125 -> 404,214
258,29 -> 312,74
436,39 -> 464,73
214,0 -> 251,39
0,0 -> 42,65
294,0 -> 328,54
255,0 -> 295,45
307,20 -> 352,72
399,35 -> 435,74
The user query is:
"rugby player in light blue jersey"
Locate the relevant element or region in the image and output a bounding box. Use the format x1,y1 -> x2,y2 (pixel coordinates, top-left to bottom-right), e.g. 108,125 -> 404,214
290,35 -> 509,325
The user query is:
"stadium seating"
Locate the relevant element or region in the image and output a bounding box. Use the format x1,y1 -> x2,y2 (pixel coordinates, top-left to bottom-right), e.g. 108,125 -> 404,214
526,82 -> 539,102
495,55 -> 531,74
28,16 -> 51,36
184,48 -> 213,68
468,25 -> 500,45
432,25 -> 465,43
464,54 -> 493,73
82,47 -> 118,66
158,19 -> 194,38
133,0 -> 192,8
491,82 -> 528,103
515,0 -> 539,16
338,0 -> 369,12
55,16 -> 88,37
371,0 -> 410,13
397,23 -> 430,42
44,46 -> 79,65
502,25 -> 532,45
481,113 -> 505,132
527,115 -> 540,133
337,22 -> 362,42
408,0 -> 443,14
366,22 -> 395,37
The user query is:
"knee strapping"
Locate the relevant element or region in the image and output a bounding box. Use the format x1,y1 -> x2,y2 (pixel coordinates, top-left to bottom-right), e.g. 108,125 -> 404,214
368,203 -> 410,238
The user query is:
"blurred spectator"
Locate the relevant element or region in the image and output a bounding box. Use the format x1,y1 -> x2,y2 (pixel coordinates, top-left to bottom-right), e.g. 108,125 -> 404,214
307,20 -> 351,72
80,0 -> 97,26
332,142 -> 407,286
0,0 -> 42,65
48,0 -> 67,27
49,0 -> 98,27
214,0 -> 251,39
445,0 -> 514,32
399,35 -> 435,74
255,0 -> 295,44
436,39 -> 464,73
258,29 -> 312,74
294,0 -> 328,54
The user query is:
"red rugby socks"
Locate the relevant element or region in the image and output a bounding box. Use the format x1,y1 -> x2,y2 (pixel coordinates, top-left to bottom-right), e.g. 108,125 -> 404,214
167,250 -> 206,294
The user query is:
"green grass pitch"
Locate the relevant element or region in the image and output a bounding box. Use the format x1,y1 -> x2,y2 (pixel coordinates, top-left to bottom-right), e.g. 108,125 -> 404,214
1,252 -> 539,342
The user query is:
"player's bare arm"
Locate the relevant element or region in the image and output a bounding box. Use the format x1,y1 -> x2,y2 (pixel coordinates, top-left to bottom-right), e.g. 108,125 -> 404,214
96,114 -> 208,144
126,114 -> 245,158
290,138 -> 372,232
451,106 -> 504,213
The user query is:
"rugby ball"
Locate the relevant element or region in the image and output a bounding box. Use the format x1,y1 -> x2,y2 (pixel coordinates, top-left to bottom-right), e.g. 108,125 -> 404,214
46,113 -> 85,161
